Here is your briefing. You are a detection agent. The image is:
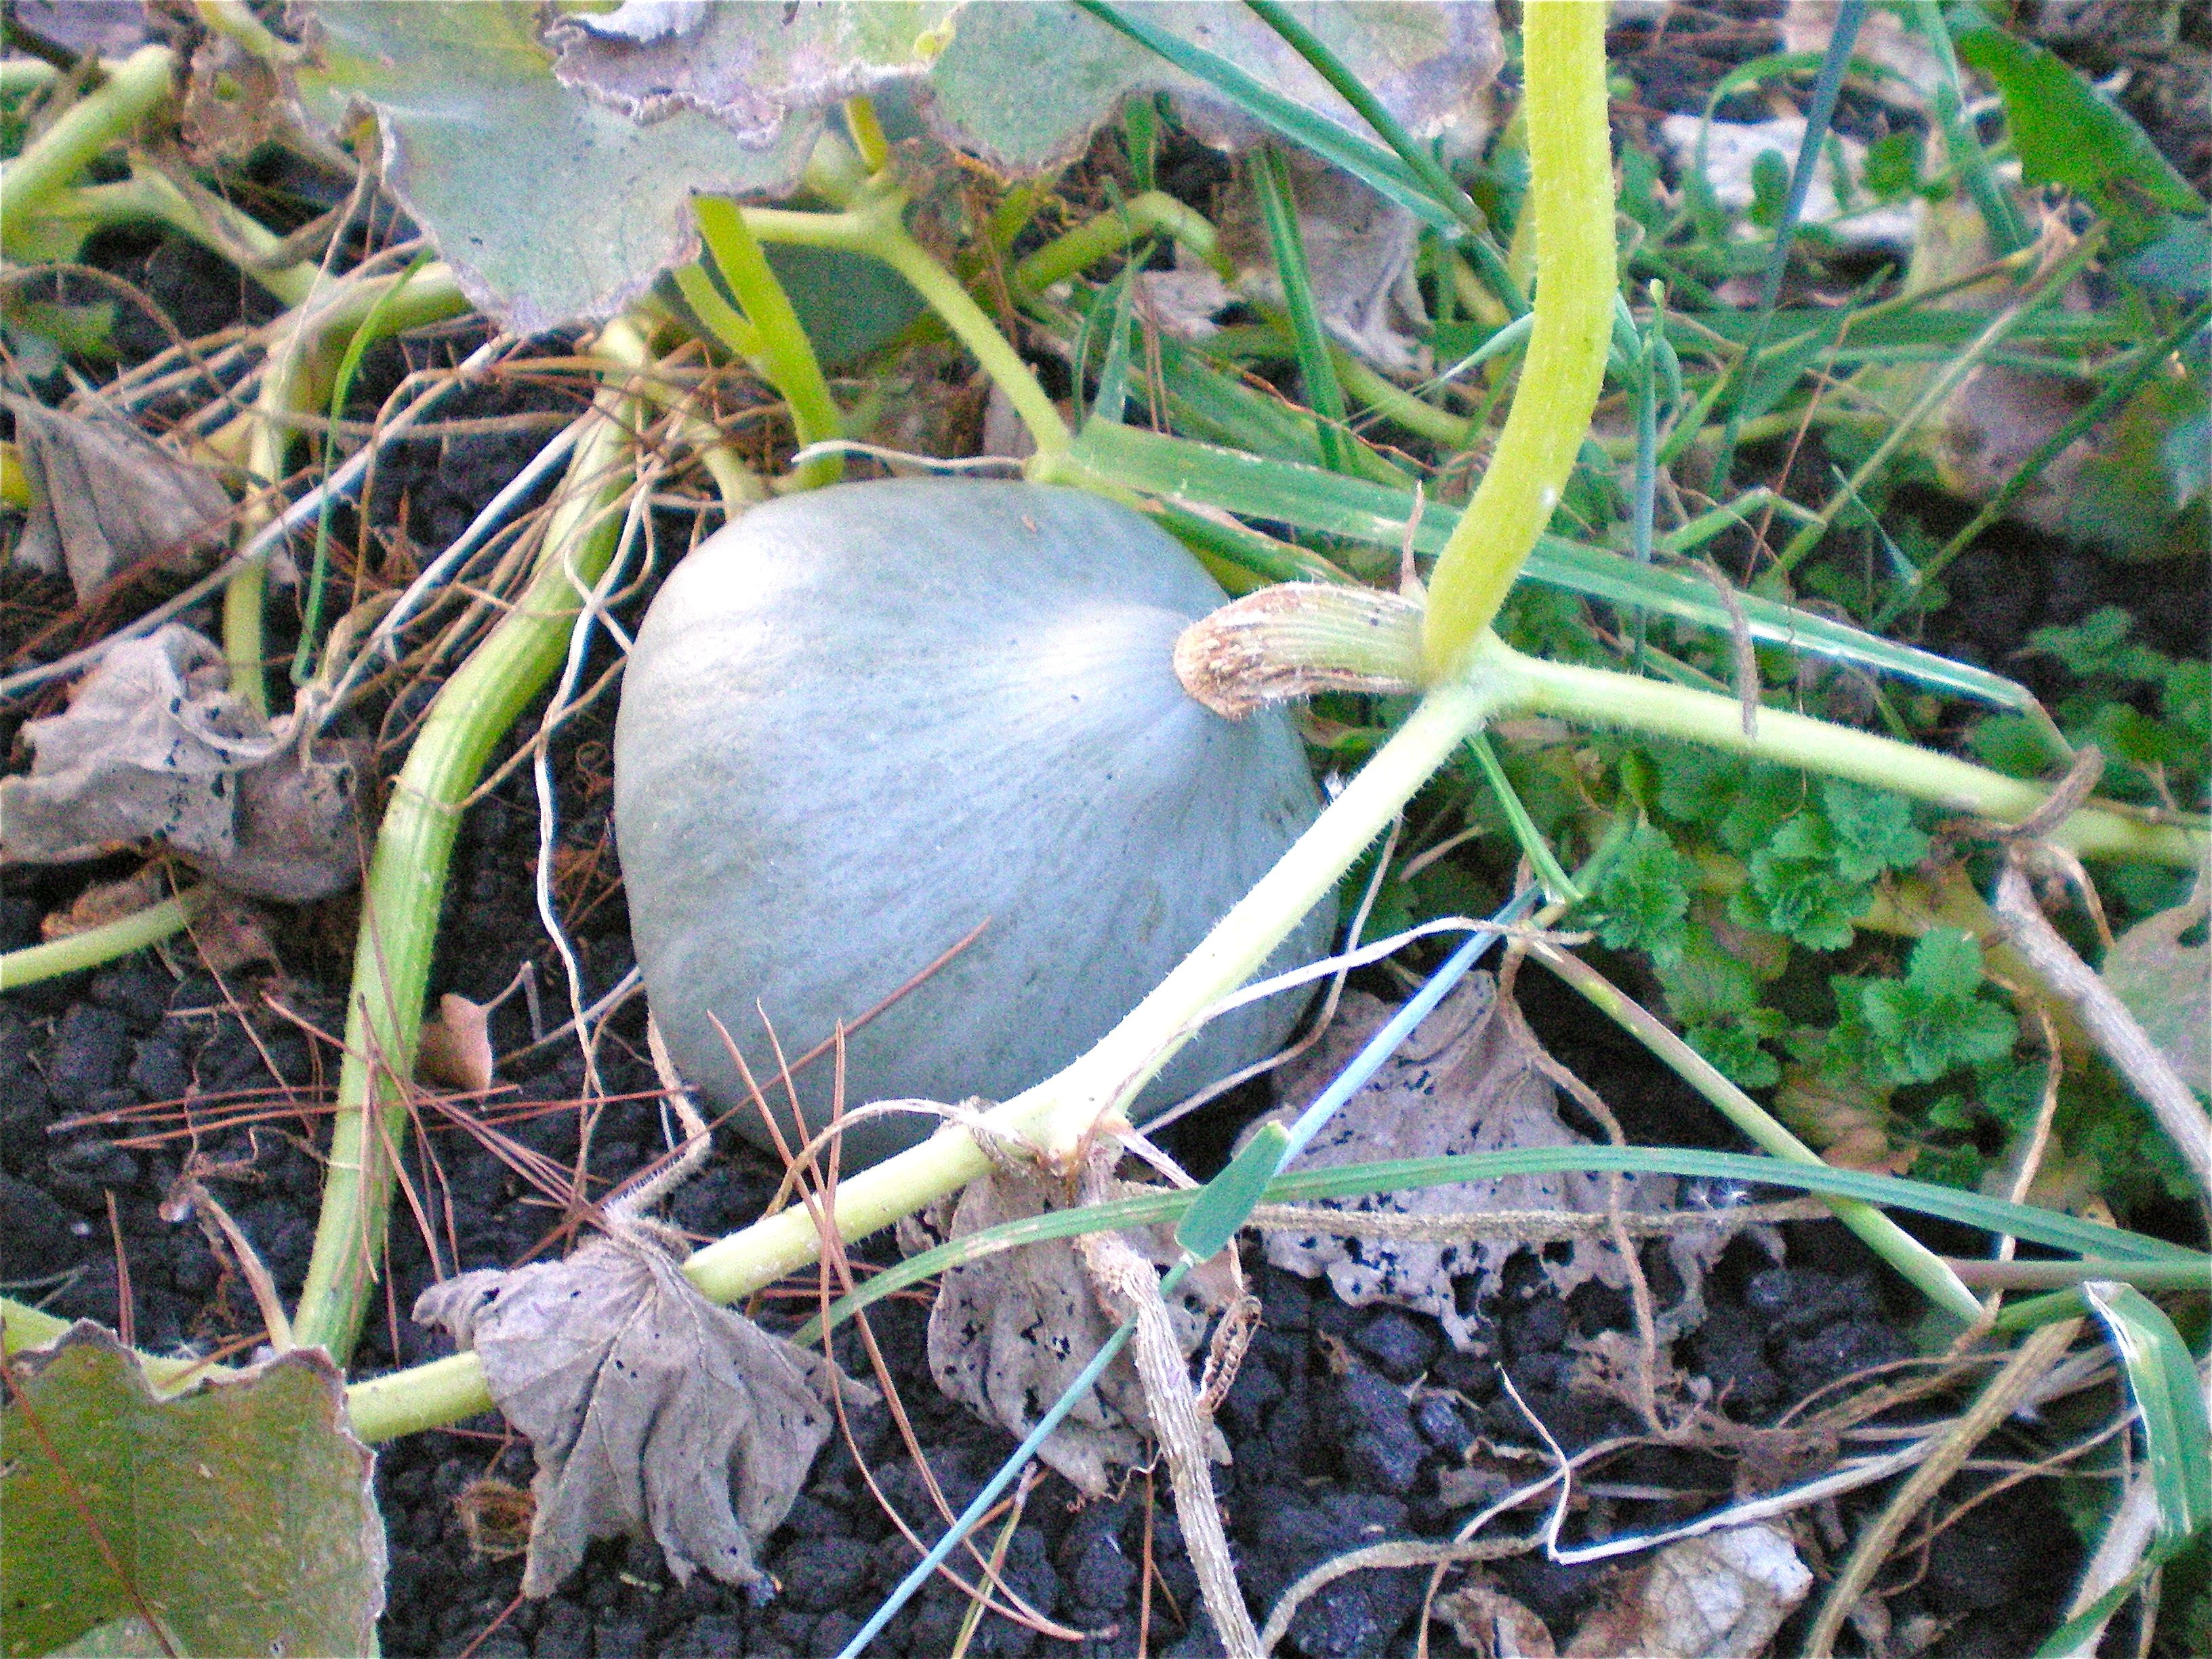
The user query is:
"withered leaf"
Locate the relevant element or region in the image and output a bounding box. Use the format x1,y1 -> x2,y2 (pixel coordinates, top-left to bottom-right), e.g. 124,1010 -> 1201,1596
1561,1524 -> 1811,1659
417,992 -> 497,1096
2102,880 -> 2211,1099
0,626 -> 364,903
1435,1582 -> 1557,1659
413,1232 -> 874,1599
3,394 -> 231,602
1216,150 -> 1432,373
1240,973 -> 1687,1352
905,1159 -> 1237,1498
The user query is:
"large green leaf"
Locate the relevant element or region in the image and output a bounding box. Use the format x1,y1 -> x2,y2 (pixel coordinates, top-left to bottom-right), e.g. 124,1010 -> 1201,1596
292,1 -> 1495,335
550,1 -> 1497,177
291,1 -> 815,332
1,1324 -> 384,1659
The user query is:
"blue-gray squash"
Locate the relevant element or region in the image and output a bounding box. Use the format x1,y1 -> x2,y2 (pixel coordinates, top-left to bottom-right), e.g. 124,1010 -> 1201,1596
614,478 -> 1332,1166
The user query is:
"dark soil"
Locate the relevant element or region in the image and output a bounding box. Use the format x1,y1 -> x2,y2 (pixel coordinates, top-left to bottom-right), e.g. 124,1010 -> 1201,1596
10,6 -> 2205,1651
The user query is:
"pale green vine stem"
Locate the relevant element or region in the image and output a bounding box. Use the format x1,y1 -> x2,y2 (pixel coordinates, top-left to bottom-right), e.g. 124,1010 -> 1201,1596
1476,636 -> 2203,866
1010,190 -> 1226,298
0,43 -> 176,253
344,681 -> 1494,1442
45,169 -> 318,305
743,201 -> 1071,459
290,323 -> 651,1361
692,197 -> 844,489
222,264 -> 470,713
0,886 -> 208,992
1523,938 -> 1982,1322
1420,0 -> 1614,675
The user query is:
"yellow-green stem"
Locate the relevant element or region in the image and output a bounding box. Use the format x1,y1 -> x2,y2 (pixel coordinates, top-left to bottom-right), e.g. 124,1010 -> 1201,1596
1479,636 -> 2205,866
1421,1 -> 1613,675
1526,939 -> 1983,1322
743,202 -> 1071,459
0,886 -> 207,991
290,327 -> 649,1362
344,682 -> 1494,1440
220,264 -> 470,712
1415,3 -> 1610,676
693,197 -> 844,489
0,43 -> 175,252
1010,190 -> 1225,298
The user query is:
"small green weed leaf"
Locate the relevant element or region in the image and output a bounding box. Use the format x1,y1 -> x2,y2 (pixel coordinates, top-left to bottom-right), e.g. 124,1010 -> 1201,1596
1654,748 -> 1806,855
1732,848 -> 1868,952
1955,27 -> 2205,243
1820,779 -> 1929,882
291,1 -> 815,332
1832,930 -> 2020,1087
1587,821 -> 1691,961
0,1323 -> 384,1659
2030,605 -> 2168,684
2102,886 -> 2210,1099
1687,1021 -> 1782,1090
2081,1282 -> 2212,1550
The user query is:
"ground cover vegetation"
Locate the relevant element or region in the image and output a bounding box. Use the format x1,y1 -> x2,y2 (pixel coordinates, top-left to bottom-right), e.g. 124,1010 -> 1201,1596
1,3 -> 2208,1656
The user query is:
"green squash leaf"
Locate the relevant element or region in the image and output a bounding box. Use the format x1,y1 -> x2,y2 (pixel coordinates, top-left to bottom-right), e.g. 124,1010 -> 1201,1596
1,1324 -> 384,1659
290,1 -> 815,333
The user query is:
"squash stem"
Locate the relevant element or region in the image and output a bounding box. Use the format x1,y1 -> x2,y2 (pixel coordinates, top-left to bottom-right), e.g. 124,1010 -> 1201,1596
342,681 -> 1495,1441
743,202 -> 1071,459
1420,1 -> 1613,677
290,324 -> 651,1364
1477,636 -> 2205,867
0,43 -> 176,251
693,197 -> 844,489
0,886 -> 207,991
1010,189 -> 1226,298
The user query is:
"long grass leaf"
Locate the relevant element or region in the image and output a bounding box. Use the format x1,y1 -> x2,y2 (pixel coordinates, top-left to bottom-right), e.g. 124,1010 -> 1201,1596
2082,1282 -> 2212,1549
796,1148 -> 2206,1343
1067,421 -> 2041,709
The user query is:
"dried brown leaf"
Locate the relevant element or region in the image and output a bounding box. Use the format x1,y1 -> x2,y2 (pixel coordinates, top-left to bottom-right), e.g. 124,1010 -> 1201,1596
182,33 -> 284,163
1240,973 -> 1683,1352
1216,151 -> 1433,373
413,1232 -> 873,1599
417,993 -> 497,1095
0,626 -> 365,902
2101,881 -> 2210,1099
1561,1524 -> 1811,1659
1,395 -> 230,602
188,890 -> 281,975
1435,1582 -> 1558,1659
905,1158 -> 1237,1497
37,865 -> 171,939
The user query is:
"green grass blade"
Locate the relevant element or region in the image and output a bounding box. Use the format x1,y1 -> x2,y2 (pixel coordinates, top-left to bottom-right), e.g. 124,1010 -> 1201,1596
1253,145 -> 1352,472
1708,0 -> 1868,493
1239,0 -> 1519,310
1067,420 -> 2042,710
795,1146 -> 2206,1343
2082,1282 -> 2212,1549
1069,0 -> 1478,245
